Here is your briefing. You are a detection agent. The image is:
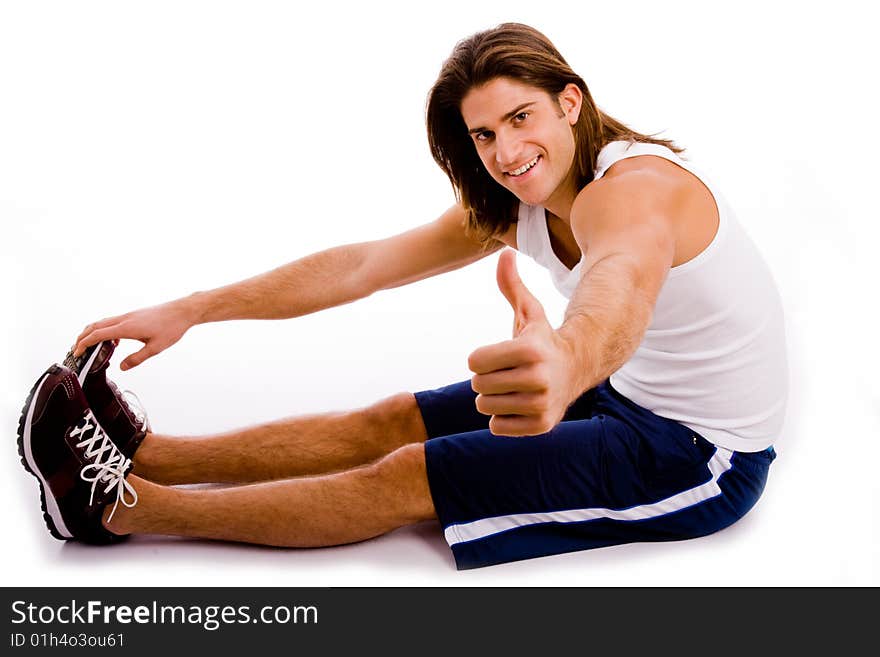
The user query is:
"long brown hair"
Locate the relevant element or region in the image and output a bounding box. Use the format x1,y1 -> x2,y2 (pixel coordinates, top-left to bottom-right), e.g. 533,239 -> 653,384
426,22 -> 686,246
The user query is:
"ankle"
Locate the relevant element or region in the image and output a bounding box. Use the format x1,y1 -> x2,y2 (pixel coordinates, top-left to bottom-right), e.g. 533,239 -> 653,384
130,433 -> 168,481
101,507 -> 129,536
100,473 -> 145,536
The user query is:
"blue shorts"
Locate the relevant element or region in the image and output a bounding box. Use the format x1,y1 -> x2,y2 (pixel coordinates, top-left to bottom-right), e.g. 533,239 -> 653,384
415,378 -> 776,570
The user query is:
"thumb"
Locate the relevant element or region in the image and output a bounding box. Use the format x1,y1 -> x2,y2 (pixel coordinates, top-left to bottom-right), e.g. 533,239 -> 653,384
496,249 -> 547,335
120,345 -> 155,371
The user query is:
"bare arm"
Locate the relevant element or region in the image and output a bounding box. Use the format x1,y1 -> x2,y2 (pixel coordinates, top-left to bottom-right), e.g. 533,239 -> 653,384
557,170 -> 679,396
75,203 -> 500,368
189,203 -> 500,322
465,169 -> 680,437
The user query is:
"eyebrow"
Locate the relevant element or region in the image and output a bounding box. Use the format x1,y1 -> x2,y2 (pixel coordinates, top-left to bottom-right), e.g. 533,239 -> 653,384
467,102 -> 537,135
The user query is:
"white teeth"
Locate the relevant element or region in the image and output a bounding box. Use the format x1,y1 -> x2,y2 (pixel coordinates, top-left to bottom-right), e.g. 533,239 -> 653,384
508,156 -> 539,177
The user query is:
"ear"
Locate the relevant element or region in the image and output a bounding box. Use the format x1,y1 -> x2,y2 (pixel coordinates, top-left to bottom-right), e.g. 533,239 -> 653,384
557,83 -> 583,126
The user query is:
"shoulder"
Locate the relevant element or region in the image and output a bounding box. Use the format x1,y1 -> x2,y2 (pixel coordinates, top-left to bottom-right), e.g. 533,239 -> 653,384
601,151 -> 685,181
571,155 -> 682,270
590,152 -> 689,204
573,156 -> 685,236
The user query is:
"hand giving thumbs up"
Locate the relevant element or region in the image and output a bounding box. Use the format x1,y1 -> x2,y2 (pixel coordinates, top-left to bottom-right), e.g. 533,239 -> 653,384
467,250 -> 580,436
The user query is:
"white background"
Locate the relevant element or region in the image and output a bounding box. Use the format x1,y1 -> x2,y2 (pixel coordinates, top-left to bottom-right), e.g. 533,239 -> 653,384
1,0 -> 877,586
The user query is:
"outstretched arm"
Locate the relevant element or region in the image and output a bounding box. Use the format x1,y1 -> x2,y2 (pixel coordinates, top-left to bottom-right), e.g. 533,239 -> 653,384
557,170 -> 677,396
74,203 -> 500,369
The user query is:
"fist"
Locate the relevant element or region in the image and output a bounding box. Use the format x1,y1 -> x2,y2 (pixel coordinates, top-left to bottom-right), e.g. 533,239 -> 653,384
468,250 -> 577,436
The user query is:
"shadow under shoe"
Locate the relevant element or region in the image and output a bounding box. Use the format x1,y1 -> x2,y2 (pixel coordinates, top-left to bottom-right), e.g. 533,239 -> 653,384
17,364 -> 138,544
64,340 -> 149,460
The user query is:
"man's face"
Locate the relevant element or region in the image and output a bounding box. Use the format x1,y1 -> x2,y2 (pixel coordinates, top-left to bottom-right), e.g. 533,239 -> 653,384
460,76 -> 582,212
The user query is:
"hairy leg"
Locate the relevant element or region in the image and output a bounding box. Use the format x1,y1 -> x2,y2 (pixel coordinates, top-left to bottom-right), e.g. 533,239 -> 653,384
105,443 -> 436,546
131,392 -> 428,485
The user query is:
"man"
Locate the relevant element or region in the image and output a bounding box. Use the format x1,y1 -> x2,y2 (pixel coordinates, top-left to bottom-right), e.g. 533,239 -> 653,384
18,23 -> 787,570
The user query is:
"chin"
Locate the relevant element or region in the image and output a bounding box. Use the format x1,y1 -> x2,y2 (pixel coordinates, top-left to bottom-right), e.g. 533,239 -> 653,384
509,188 -> 547,207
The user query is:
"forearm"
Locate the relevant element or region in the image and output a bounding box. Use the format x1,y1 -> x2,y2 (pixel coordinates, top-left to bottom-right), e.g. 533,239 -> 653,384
184,242 -> 373,324
556,254 -> 656,396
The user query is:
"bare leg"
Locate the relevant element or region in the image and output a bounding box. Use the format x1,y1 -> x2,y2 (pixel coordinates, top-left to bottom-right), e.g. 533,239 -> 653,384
104,443 -> 436,546
132,392 -> 428,485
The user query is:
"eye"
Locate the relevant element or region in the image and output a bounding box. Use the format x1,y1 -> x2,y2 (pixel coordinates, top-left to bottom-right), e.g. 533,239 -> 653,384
513,111 -> 529,123
474,131 -> 493,143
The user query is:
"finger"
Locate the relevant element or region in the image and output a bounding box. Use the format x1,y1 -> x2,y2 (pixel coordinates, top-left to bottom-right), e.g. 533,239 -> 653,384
75,317 -> 126,356
475,392 -> 544,417
467,338 -> 540,374
73,333 -> 97,358
488,414 -> 547,437
120,345 -> 156,371
74,326 -> 126,357
75,326 -> 97,351
76,314 -> 126,343
471,365 -> 548,395
496,249 -> 546,332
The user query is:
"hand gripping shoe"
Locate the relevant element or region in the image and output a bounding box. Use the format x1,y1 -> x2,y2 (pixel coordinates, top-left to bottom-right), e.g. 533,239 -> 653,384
63,340 -> 149,460
17,364 -> 138,544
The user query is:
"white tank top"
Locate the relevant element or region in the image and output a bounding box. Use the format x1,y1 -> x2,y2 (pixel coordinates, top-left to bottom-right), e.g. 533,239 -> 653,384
515,140 -> 788,452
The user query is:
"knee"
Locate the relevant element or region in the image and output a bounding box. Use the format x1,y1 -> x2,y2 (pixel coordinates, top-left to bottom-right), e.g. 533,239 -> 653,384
367,443 -> 436,523
364,392 -> 428,444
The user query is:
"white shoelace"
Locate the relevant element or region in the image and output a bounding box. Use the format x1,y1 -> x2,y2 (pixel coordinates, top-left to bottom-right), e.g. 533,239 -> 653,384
121,390 -> 151,432
70,410 -> 138,523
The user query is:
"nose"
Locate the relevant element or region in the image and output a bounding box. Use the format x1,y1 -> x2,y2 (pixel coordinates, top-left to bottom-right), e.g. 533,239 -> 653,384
494,130 -> 523,170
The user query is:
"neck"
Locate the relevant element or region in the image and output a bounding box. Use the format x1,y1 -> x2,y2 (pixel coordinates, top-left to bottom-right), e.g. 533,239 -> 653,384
543,190 -> 577,224
542,168 -> 580,222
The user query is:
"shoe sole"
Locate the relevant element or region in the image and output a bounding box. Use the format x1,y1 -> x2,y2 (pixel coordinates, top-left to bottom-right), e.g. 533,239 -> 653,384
17,365 -> 74,540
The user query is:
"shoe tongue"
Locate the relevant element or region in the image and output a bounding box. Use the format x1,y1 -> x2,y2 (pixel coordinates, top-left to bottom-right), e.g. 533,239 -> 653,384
92,340 -> 118,372
106,379 -> 147,430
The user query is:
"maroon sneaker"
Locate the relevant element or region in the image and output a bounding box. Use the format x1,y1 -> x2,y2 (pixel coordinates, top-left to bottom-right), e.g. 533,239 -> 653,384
17,364 -> 137,544
63,340 -> 149,460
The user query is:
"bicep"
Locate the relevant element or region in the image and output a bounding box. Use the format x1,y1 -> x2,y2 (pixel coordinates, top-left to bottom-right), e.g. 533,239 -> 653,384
360,203 -> 502,293
572,174 -> 678,301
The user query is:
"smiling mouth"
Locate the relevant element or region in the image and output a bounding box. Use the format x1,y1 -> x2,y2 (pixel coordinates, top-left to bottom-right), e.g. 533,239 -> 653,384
505,155 -> 541,177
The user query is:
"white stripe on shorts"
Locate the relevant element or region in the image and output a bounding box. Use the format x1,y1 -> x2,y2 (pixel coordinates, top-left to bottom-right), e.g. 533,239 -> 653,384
443,446 -> 735,547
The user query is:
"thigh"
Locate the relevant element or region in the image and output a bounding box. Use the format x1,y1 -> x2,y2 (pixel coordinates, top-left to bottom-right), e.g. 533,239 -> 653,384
413,379 -> 488,438
413,379 -> 601,440
423,396 -> 772,570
